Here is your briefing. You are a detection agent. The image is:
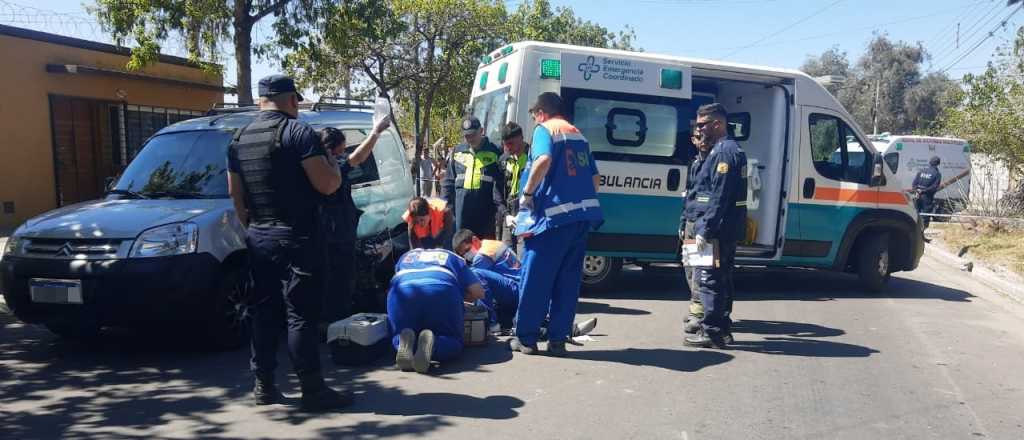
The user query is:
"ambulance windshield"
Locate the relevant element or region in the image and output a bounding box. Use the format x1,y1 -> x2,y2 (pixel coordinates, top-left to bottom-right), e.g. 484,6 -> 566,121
470,87 -> 510,143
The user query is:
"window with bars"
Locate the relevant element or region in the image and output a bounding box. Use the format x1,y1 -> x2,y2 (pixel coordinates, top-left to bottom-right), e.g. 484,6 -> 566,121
122,105 -> 205,163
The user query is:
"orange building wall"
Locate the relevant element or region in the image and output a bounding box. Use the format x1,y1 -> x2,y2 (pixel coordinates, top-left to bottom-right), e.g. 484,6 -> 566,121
0,33 -> 223,230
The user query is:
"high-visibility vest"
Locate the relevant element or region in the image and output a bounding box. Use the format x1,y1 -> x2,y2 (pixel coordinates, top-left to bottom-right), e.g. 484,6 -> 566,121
402,198 -> 448,239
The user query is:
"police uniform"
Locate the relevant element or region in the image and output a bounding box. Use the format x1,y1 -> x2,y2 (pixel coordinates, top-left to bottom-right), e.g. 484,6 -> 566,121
688,138 -> 748,340
514,117 -> 604,347
227,109 -> 329,387
321,157 -> 363,323
496,147 -> 529,245
912,164 -> 942,227
467,239 -> 521,278
441,127 -> 505,239
386,249 -> 481,362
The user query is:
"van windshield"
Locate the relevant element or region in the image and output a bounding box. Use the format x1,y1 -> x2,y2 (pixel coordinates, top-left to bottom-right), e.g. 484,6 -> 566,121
113,130 -> 232,198
470,87 -> 511,143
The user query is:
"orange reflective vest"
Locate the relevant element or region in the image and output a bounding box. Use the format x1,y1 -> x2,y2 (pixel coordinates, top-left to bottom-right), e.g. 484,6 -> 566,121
403,198 -> 448,239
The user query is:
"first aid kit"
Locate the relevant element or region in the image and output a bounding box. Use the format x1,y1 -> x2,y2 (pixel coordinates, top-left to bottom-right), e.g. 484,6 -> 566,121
327,313 -> 391,366
463,304 -> 489,346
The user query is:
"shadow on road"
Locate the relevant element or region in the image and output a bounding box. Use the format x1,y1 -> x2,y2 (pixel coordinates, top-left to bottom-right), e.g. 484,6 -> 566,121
570,348 -> 733,372
576,300 -> 652,315
737,271 -> 974,302
0,311 -> 522,438
728,337 -> 878,358
731,319 -> 845,338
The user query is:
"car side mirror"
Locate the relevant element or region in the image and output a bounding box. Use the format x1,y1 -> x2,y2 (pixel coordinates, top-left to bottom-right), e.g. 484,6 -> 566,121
104,176 -> 117,191
870,152 -> 885,187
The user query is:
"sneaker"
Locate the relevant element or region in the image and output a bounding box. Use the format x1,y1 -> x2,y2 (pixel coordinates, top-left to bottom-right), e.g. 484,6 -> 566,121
571,317 -> 598,337
722,332 -> 735,344
683,315 -> 701,334
489,323 -> 502,335
413,329 -> 435,374
684,329 -> 728,349
252,377 -> 285,406
508,336 -> 539,355
395,328 -> 416,371
300,387 -> 354,412
547,341 -> 568,357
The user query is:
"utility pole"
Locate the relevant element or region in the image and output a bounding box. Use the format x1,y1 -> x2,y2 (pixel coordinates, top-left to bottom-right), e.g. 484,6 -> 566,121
872,78 -> 881,135
956,22 -> 960,49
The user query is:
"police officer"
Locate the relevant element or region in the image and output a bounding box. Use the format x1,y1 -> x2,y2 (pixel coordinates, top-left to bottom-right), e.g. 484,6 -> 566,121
496,122 -> 530,246
318,117 -> 390,323
912,156 -> 942,229
441,116 -> 505,239
227,75 -> 350,411
389,248 -> 486,374
680,132 -> 712,335
683,103 -> 748,349
508,92 -> 604,357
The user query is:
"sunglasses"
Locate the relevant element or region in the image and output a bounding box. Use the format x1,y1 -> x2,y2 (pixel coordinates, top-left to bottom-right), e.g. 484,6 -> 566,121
695,120 -> 715,129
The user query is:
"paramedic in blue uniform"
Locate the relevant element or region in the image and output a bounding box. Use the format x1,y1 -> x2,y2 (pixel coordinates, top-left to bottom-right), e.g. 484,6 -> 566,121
508,92 -> 604,357
441,116 -> 506,239
388,248 -> 485,374
680,132 -> 712,335
319,118 -> 390,323
683,103 -> 748,349
227,74 -> 349,411
452,228 -> 521,277
912,156 -> 942,229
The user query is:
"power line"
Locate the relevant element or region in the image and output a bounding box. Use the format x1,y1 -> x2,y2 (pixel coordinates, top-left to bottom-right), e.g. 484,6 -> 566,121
930,1 -> 1005,64
940,4 -> 1023,73
925,0 -> 999,58
722,0 -> 844,59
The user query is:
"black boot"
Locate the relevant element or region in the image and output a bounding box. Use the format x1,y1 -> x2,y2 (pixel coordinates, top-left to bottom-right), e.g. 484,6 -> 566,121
299,373 -> 353,412
684,329 -> 729,349
253,376 -> 285,406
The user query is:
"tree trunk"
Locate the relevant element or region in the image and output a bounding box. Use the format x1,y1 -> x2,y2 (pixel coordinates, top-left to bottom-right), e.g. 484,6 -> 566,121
234,1 -> 254,105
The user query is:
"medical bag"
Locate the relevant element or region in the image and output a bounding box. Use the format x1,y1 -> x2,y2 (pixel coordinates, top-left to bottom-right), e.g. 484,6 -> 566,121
327,313 -> 391,366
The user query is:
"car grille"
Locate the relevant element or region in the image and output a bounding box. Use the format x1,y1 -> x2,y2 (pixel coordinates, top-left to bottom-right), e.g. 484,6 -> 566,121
21,238 -> 133,260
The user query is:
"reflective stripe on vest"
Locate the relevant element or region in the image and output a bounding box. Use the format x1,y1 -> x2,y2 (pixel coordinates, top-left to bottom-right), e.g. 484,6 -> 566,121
402,198 -> 448,239
506,153 -> 527,195
454,150 -> 498,190
395,266 -> 456,282
695,195 -> 746,207
544,198 -> 601,218
233,117 -> 286,222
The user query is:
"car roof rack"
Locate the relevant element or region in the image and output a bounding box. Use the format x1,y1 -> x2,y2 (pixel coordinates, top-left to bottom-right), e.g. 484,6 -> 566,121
311,96 -> 374,112
206,102 -> 259,116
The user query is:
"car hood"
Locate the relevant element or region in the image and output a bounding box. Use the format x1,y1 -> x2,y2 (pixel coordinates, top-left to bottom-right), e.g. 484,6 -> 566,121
16,198 -> 228,240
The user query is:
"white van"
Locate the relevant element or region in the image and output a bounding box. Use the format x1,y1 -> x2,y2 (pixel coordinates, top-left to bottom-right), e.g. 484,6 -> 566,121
870,135 -> 971,212
468,41 -> 924,291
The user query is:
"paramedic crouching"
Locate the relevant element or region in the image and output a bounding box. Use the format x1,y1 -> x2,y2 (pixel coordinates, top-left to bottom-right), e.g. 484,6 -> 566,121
388,248 -> 485,374
508,92 -> 604,357
403,197 -> 455,250
683,103 -> 748,349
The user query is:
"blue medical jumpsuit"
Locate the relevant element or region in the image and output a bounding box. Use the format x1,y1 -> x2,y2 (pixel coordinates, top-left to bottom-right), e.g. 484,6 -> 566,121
689,139 -> 748,337
469,239 -> 521,278
514,118 -> 604,346
470,267 -> 519,329
386,249 -> 481,362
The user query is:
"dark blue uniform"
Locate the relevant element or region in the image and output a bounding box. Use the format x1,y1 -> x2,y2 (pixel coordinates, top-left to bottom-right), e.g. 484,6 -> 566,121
227,110 -> 328,382
441,138 -> 505,239
688,139 -> 747,338
680,151 -> 709,309
321,158 -> 363,322
912,165 -> 942,227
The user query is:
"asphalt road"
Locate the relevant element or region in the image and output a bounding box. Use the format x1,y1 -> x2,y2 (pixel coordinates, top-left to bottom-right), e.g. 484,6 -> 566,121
2,247 -> 1024,440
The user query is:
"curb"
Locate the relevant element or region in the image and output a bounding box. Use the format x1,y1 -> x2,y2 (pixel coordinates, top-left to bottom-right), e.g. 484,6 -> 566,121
926,241 -> 1024,305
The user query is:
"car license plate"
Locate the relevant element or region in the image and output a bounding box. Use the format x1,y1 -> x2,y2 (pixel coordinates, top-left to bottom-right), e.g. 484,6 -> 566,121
29,278 -> 83,304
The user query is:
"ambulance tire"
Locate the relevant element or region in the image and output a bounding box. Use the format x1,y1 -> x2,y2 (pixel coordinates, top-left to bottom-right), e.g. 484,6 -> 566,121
582,256 -> 622,293
856,233 -> 891,293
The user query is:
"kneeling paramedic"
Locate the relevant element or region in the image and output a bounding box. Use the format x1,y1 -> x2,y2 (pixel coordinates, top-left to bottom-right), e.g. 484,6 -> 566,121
403,197 -> 454,250
509,92 -> 604,357
684,103 -> 748,349
227,74 -> 349,411
387,248 -> 485,373
454,230 -> 598,337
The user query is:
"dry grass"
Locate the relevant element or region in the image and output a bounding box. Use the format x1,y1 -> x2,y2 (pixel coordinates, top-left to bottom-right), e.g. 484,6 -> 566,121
933,221 -> 1024,275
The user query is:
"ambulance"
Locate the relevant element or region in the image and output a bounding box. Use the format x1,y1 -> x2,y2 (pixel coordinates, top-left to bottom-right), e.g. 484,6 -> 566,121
870,134 -> 972,213
468,41 -> 924,292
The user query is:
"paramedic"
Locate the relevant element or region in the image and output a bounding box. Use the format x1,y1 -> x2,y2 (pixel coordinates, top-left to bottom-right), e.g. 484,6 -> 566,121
403,197 -> 455,250
227,74 -> 349,411
912,156 -> 942,228
683,103 -> 748,349
509,92 -> 604,357
388,248 -> 485,374
452,228 -> 521,277
680,132 -> 712,335
441,116 -> 505,239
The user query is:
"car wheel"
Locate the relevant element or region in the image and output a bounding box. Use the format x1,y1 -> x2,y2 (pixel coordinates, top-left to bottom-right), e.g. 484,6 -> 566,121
856,233 -> 891,293
204,267 -> 249,350
581,255 -> 622,292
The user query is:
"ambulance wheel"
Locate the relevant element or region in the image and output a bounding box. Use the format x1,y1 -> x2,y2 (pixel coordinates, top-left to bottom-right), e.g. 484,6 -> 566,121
582,256 -> 622,292
856,233 -> 891,293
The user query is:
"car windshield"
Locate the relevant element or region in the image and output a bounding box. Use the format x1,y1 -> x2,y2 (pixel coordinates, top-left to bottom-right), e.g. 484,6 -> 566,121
113,130 -> 233,198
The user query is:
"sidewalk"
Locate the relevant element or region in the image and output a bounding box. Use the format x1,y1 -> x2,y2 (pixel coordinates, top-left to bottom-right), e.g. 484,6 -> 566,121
926,240 -> 1024,305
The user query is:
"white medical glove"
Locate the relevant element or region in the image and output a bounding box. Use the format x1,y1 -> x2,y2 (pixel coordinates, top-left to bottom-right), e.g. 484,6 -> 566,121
695,234 -> 706,250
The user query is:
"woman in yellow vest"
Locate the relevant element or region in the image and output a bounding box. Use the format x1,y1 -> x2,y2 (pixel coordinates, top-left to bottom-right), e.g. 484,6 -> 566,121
402,197 -> 455,250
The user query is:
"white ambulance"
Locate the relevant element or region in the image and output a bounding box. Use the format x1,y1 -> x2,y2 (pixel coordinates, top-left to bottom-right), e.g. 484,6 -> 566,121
468,41 -> 924,292
870,134 -> 972,212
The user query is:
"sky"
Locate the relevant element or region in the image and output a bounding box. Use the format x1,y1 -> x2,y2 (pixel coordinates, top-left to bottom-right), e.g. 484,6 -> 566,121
3,0 -> 1022,99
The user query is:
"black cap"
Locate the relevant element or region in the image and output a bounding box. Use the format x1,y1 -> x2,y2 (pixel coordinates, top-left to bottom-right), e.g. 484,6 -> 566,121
462,116 -> 482,135
930,156 -> 941,166
501,122 -> 523,141
258,74 -> 304,102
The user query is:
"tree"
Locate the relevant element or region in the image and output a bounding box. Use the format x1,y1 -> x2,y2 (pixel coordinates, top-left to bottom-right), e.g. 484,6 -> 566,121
799,47 -> 851,96
504,0 -> 638,51
90,0 -> 331,105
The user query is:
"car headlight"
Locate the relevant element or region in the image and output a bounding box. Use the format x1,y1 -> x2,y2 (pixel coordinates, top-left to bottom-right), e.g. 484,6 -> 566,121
130,223 -> 198,258
1,236 -> 20,260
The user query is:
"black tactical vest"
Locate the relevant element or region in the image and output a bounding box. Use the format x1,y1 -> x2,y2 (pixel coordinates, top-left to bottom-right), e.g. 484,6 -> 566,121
232,117 -> 288,223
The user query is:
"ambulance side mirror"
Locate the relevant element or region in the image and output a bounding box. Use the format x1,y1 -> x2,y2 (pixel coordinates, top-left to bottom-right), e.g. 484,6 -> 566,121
870,152 -> 886,187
